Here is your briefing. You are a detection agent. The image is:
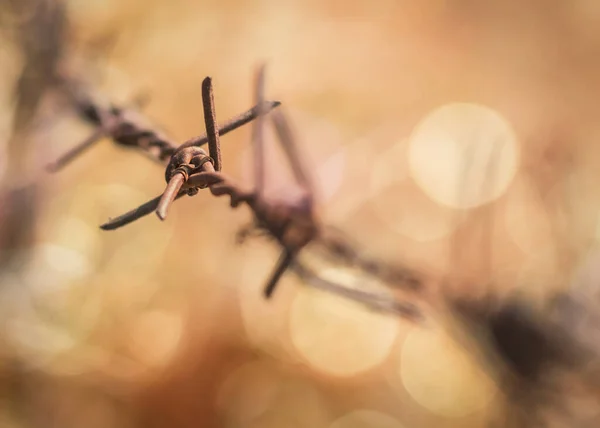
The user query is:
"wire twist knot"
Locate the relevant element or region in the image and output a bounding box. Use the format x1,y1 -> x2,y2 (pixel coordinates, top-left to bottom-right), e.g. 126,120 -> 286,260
164,146 -> 213,185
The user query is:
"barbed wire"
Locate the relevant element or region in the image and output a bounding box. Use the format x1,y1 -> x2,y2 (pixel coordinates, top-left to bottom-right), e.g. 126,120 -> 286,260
28,3 -> 600,426
48,66 -> 425,321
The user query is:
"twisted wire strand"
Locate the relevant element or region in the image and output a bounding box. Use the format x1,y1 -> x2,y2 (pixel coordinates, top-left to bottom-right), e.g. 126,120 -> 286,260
57,71 -> 425,319
49,76 -> 281,170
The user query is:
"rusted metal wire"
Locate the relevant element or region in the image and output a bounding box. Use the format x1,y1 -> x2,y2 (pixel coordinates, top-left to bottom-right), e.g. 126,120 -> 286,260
201,77 -> 222,172
90,65 -> 424,320
156,147 -> 213,221
100,192 -> 186,231
49,78 -> 177,168
48,74 -> 281,228
1,0 -> 68,271
155,76 -> 224,220
49,64 -> 600,428
252,64 -> 266,195
47,77 -> 281,171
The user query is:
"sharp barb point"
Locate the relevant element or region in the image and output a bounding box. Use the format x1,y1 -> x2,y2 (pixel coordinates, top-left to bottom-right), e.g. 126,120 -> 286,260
201,76 -> 222,171
264,249 -> 294,299
156,173 -> 186,221
97,192 -> 185,231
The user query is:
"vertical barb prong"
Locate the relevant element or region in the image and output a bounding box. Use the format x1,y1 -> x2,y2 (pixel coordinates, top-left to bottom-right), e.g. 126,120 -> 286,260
271,109 -> 314,200
264,249 -> 294,298
201,77 -> 222,171
156,173 -> 186,220
252,64 -> 267,196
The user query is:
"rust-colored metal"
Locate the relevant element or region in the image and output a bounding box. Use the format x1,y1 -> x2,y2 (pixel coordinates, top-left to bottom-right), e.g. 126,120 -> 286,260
252,64 -> 266,195
46,127 -> 107,172
48,77 -> 281,170
52,65 -> 422,319
156,147 -> 214,221
95,66 -> 422,318
156,173 -> 187,221
49,74 -> 281,227
201,77 -> 222,172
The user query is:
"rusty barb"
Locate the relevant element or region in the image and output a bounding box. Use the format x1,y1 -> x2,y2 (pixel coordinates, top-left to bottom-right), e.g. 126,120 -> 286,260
155,77 -> 222,220
47,73 -> 281,227
48,65 -> 424,321
47,76 -> 281,172
93,73 -> 271,230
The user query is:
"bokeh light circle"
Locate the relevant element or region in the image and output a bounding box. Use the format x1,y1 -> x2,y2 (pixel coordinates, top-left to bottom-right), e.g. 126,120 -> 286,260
24,243 -> 93,294
399,326 -> 498,417
329,410 -> 404,428
370,148 -> 459,242
247,378 -> 331,427
504,179 -> 555,255
370,137 -> 459,242
6,242 -> 103,374
408,103 -> 519,209
7,308 -> 80,370
128,310 -> 183,369
370,138 -> 410,188
45,216 -> 100,260
237,243 -> 299,362
516,249 -> 563,302
216,360 -> 281,426
289,268 -> 399,377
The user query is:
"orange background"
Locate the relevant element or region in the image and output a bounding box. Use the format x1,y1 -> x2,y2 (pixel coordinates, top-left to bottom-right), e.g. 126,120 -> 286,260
2,1 -> 600,427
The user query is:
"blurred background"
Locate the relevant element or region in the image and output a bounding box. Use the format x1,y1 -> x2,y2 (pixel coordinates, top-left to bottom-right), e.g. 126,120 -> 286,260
2,0 -> 600,427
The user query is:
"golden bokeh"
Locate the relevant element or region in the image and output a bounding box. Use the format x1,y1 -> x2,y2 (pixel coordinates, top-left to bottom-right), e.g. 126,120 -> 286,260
3,0 -> 600,426
370,138 -> 410,190
128,310 -> 183,370
408,103 -> 520,209
504,178 -> 555,255
289,268 -> 400,377
371,179 -> 460,242
216,360 -> 281,427
329,409 -> 405,428
245,377 -> 332,428
398,326 -> 498,418
237,242 -> 300,362
369,136 -> 461,242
